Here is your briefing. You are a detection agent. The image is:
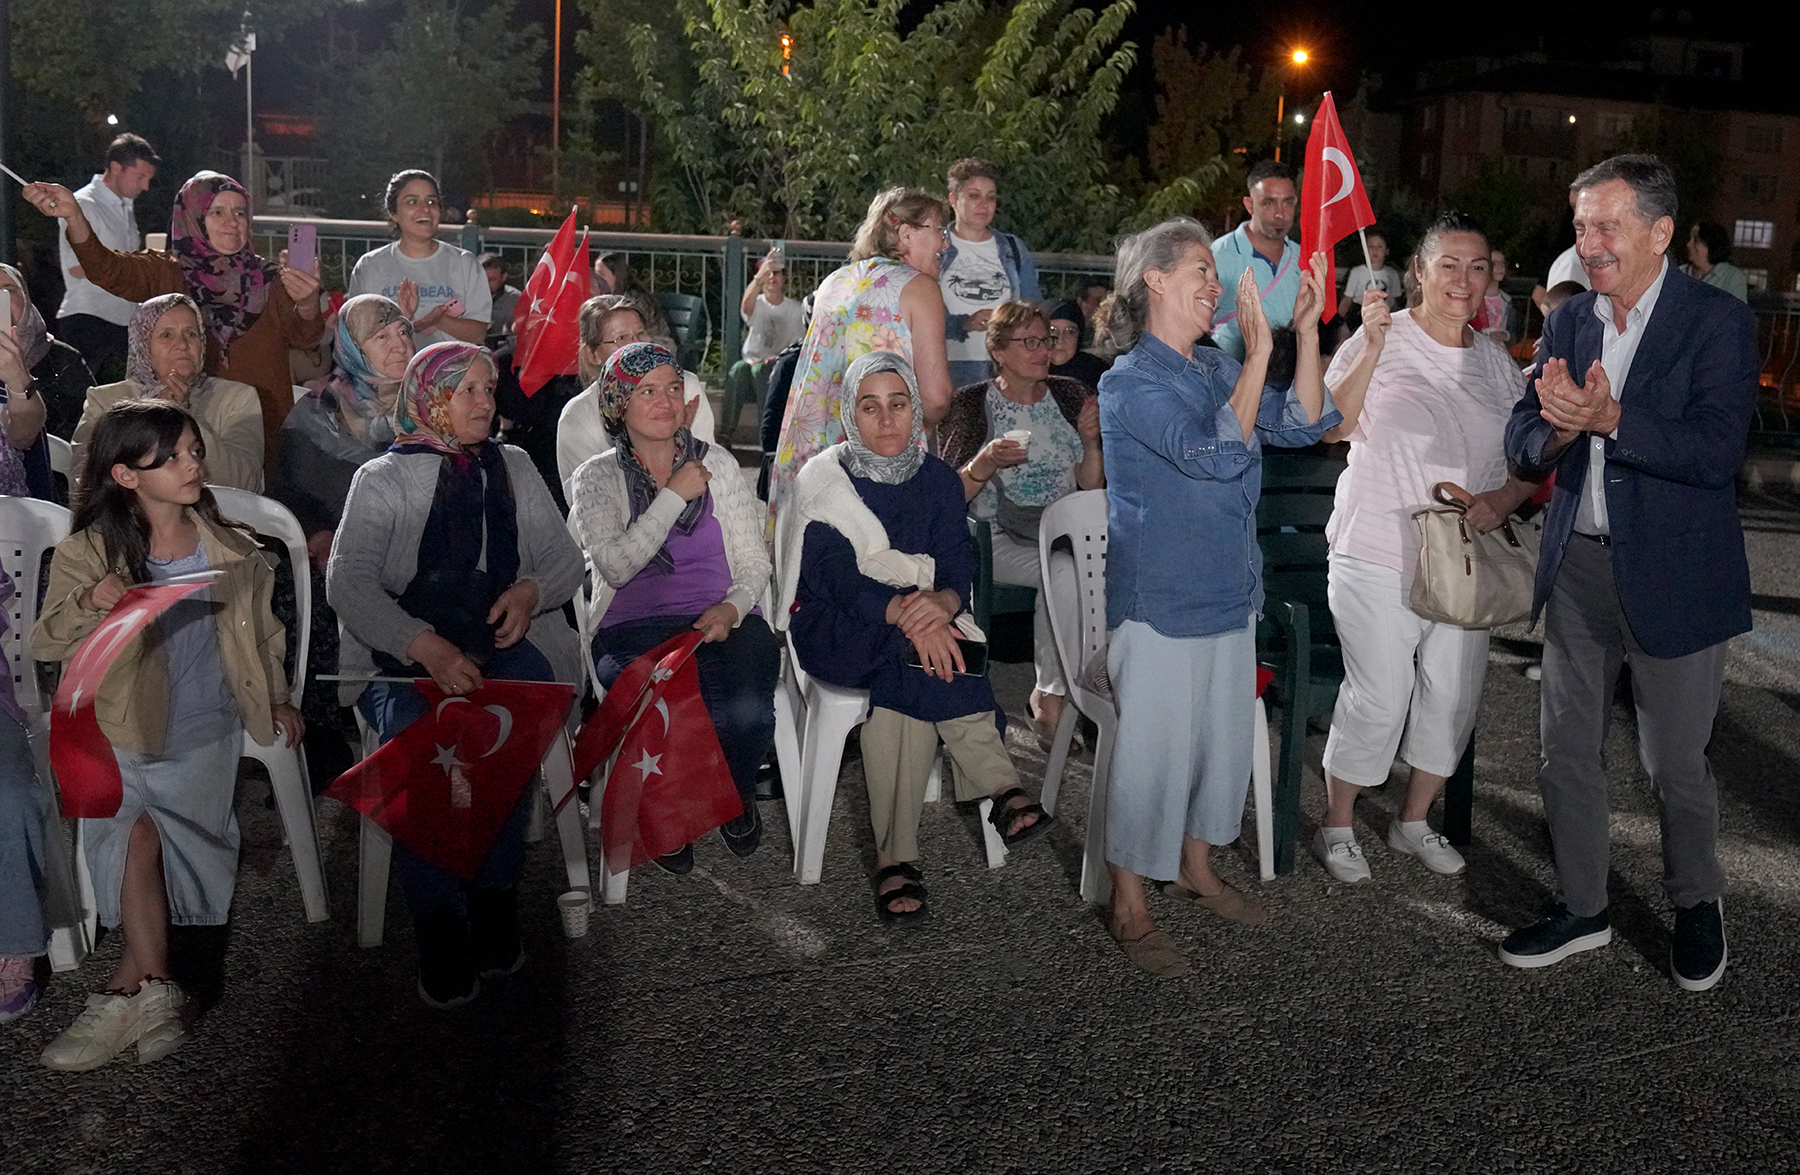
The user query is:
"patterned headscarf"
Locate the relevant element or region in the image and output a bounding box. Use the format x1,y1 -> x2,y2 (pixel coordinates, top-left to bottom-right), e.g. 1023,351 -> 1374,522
170,171 -> 280,353
600,341 -> 708,574
839,350 -> 925,485
316,294 -> 413,444
126,294 -> 214,402
392,341 -> 495,456
0,263 -> 52,370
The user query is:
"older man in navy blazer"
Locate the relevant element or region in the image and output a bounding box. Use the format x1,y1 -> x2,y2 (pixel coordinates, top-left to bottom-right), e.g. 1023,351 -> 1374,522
1501,154 -> 1758,991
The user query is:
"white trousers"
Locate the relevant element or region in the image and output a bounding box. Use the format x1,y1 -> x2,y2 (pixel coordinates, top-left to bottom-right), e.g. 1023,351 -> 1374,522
989,528 -> 1069,697
1322,553 -> 1489,788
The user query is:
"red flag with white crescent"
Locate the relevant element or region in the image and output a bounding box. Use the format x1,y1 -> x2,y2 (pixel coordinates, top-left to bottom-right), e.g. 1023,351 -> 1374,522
1300,91 -> 1378,324
512,208 -> 592,396
326,679 -> 575,880
572,631 -> 741,872
51,574 -> 220,818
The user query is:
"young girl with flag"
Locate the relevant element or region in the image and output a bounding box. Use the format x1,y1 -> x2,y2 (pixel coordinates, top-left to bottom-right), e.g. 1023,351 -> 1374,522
31,400 -> 298,1069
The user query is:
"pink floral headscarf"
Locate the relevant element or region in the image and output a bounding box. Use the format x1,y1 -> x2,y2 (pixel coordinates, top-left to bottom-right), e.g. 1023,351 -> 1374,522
170,171 -> 280,352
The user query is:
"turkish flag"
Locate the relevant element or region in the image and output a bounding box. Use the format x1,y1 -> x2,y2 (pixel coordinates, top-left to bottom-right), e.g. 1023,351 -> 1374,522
51,574 -> 220,818
512,208 -> 592,396
326,678 -> 575,880
572,631 -> 742,872
1300,91 -> 1378,325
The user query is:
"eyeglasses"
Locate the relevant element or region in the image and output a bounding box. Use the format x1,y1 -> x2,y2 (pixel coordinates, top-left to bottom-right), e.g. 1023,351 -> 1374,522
600,330 -> 653,347
1047,325 -> 1079,341
1005,335 -> 1051,351
905,221 -> 949,245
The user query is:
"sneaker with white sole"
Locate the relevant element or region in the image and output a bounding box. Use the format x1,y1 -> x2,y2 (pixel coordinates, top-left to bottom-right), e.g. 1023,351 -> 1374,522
40,991 -> 142,1071
1671,898 -> 1727,992
1311,828 -> 1372,884
132,979 -> 189,1064
1499,901 -> 1612,968
0,955 -> 40,1023
1387,821 -> 1467,876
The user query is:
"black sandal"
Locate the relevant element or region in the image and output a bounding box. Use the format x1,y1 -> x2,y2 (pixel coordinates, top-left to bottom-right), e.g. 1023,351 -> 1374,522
987,787 -> 1055,848
872,862 -> 930,925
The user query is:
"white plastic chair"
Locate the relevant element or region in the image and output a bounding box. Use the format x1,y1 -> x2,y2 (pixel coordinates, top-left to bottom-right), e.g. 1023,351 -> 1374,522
772,509 -> 1003,886
45,434 -> 73,480
209,487 -> 330,922
1036,491 -> 1274,904
0,496 -> 95,971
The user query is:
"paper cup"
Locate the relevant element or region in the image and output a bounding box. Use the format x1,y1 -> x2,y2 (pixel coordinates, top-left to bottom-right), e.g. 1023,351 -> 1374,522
557,890 -> 592,938
1003,428 -> 1032,454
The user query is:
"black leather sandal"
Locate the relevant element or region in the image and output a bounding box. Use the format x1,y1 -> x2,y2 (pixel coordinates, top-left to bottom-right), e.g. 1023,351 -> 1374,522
986,786 -> 1055,847
872,862 -> 930,925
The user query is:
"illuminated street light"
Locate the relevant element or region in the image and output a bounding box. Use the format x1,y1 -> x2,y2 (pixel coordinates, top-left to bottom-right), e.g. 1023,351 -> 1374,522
1292,49 -> 1309,65
780,31 -> 794,78
106,114 -> 119,126
1295,113 -> 1307,124
1275,47 -> 1312,161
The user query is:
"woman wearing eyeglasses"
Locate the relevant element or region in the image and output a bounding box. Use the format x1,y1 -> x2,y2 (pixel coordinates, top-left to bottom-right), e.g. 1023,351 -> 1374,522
937,300 -> 1103,745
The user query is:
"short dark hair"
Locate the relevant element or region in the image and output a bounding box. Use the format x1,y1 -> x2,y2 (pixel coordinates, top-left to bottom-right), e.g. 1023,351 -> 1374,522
104,133 -> 160,172
1690,220 -> 1732,265
477,252 -> 509,275
1246,159 -> 1296,193
1418,209 -> 1490,262
1570,153 -> 1678,227
947,157 -> 1001,193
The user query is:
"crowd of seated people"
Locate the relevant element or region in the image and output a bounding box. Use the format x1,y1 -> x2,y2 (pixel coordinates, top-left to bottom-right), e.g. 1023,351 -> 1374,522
5,145 -> 1746,1059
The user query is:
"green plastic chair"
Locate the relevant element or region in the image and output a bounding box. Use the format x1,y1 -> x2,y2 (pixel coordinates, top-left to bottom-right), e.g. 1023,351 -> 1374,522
970,517 -> 1038,656
657,291 -> 711,374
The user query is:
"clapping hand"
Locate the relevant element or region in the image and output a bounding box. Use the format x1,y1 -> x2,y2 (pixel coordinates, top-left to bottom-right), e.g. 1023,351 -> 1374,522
1536,358 -> 1618,441
395,279 -> 421,319
1291,251 -> 1329,334
1235,267 -> 1270,359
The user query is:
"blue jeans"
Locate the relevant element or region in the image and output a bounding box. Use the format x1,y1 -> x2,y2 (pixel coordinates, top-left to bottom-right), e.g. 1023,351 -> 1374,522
593,614 -> 780,806
0,710 -> 50,956
356,641 -> 554,919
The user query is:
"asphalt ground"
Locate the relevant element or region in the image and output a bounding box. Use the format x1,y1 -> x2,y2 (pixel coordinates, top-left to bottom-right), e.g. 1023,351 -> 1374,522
5,474 -> 1800,1175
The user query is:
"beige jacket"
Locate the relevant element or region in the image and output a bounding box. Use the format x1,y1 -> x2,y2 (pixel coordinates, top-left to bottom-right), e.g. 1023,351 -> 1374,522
73,378 -> 265,500
32,512 -> 288,754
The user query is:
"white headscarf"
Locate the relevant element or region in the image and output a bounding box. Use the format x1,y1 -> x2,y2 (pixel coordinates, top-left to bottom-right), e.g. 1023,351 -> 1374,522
838,350 -> 925,485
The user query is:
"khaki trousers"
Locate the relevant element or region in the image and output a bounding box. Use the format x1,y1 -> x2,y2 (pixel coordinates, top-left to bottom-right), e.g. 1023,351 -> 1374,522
860,708 -> 1019,861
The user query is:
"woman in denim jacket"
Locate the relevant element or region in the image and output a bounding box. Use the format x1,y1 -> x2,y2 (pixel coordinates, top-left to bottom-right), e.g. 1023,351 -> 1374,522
1095,217 -> 1339,978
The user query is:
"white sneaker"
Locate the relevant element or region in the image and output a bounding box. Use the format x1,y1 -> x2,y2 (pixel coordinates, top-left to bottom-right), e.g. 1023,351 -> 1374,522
132,979 -> 189,1064
1387,821 -> 1467,876
40,991 -> 142,1071
1311,829 -> 1372,884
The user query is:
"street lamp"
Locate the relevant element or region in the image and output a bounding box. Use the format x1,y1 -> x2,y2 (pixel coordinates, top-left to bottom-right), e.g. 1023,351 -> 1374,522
1274,48 -> 1311,161
780,31 -> 794,78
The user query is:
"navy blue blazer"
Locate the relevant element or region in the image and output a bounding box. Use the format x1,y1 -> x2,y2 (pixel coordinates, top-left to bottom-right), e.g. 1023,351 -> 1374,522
1504,263 -> 1758,659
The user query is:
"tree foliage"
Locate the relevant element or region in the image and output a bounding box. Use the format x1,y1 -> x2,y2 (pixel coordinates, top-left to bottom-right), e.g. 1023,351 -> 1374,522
1143,30 -> 1279,230
575,0 -> 1146,250
316,0 -> 547,215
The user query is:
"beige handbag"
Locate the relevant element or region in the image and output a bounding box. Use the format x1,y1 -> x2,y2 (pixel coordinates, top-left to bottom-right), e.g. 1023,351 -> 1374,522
1409,482 -> 1540,629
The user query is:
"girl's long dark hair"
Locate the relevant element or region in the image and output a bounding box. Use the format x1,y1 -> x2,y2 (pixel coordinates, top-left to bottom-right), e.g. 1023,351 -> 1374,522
72,400 -> 246,584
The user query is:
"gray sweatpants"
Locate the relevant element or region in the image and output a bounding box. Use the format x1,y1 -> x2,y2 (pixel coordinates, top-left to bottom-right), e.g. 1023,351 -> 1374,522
1538,535 -> 1728,918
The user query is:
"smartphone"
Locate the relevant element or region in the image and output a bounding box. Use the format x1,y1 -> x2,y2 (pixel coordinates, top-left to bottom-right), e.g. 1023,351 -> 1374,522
286,223 -> 317,274
905,637 -> 989,677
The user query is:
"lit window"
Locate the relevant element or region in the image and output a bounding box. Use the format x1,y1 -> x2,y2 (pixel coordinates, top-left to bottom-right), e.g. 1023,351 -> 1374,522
1744,268 -> 1769,292
1739,174 -> 1779,202
1734,220 -> 1775,249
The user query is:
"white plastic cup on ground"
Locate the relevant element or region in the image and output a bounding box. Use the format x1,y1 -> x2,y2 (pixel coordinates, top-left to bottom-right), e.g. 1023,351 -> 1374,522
557,890 -> 592,938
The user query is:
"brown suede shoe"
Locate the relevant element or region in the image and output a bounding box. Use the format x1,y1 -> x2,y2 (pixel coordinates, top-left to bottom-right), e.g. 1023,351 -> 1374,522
1162,881 -> 1269,926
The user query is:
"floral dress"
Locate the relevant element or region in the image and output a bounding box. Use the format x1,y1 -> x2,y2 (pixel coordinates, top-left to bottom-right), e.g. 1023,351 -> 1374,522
767,257 -> 916,516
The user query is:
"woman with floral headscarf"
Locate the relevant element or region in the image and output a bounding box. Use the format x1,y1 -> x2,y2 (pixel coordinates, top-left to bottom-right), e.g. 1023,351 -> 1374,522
328,341 -> 581,1009
24,170 -> 322,473
0,263 -> 79,500
273,294 -> 416,534
568,342 -> 779,871
778,351 -> 1051,925
72,294 -> 264,496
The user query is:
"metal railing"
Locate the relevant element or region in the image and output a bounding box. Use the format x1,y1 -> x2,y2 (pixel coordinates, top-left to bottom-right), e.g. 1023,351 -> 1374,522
251,216 -> 1116,375
1753,304 -> 1800,444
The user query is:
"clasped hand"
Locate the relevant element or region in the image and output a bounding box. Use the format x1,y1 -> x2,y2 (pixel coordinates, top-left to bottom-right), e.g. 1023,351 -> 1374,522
887,589 -> 964,682
1536,358 -> 1619,441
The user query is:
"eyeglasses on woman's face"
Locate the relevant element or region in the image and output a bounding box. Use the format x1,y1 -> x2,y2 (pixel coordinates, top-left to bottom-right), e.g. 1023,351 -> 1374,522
1004,333 -> 1051,352
601,328 -> 653,347
1047,324 -> 1079,342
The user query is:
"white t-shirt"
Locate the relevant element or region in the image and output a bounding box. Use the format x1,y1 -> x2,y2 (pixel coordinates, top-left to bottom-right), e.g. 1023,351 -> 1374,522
1341,264 -> 1403,310
348,241 -> 494,348
939,232 -> 1009,364
1324,310 -> 1525,577
741,294 -> 806,362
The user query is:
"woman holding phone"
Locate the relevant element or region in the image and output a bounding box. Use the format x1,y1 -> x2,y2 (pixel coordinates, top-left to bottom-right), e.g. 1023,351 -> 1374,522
348,170 -> 491,348
23,171 -> 322,473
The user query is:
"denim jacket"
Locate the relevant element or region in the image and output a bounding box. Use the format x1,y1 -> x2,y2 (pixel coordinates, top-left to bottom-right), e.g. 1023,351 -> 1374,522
1099,334 -> 1340,638
941,227 -> 1042,342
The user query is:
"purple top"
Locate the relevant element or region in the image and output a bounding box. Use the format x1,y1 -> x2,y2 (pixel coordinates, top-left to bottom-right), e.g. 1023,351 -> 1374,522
601,496 -> 735,628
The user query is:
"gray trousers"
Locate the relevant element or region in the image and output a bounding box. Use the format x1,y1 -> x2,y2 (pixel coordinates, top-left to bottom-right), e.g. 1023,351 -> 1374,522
1539,535 -> 1728,917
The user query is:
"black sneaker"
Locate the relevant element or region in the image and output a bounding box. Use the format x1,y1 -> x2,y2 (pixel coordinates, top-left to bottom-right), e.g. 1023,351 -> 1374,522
415,910 -> 480,1009
468,887 -> 526,980
719,805 -> 763,858
654,844 -> 695,875
1671,898 -> 1727,992
1499,901 -> 1612,969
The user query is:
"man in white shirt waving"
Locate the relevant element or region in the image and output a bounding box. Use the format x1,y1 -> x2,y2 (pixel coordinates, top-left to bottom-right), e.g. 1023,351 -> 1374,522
55,133 -> 160,382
